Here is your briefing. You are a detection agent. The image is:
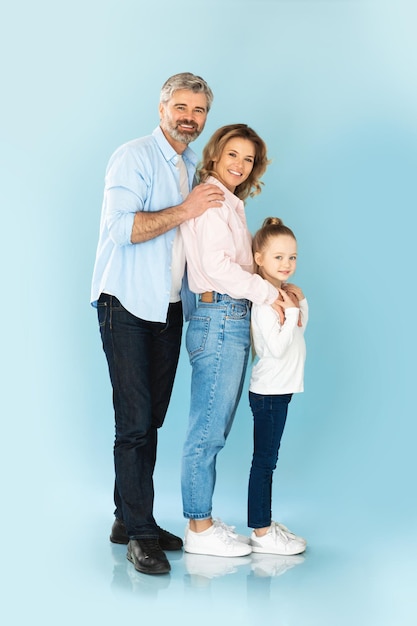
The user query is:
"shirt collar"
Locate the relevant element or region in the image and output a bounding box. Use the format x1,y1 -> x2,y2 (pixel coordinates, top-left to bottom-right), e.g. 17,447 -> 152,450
206,175 -> 243,208
152,126 -> 197,167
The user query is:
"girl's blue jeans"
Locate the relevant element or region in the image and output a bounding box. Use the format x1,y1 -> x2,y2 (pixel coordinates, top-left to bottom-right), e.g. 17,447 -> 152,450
248,391 -> 292,529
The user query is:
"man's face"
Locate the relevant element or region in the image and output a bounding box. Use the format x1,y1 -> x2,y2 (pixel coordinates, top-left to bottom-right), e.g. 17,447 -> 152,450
159,89 -> 208,146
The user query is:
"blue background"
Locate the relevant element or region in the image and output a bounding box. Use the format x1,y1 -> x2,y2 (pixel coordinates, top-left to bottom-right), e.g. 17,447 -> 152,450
1,1 -> 416,624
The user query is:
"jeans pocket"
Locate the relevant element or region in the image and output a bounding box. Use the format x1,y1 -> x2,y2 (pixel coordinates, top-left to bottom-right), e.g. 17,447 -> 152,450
97,301 -> 108,328
226,302 -> 250,320
186,315 -> 210,358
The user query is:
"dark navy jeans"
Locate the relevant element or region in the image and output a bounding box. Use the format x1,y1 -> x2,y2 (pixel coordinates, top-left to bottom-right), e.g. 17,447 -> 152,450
248,391 -> 292,529
97,293 -> 183,539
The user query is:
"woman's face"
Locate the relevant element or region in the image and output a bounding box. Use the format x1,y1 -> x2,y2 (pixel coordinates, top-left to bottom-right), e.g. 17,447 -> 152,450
212,137 -> 256,193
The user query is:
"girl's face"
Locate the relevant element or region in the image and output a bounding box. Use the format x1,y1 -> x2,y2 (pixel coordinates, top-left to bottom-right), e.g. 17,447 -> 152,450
212,137 -> 256,192
255,234 -> 297,287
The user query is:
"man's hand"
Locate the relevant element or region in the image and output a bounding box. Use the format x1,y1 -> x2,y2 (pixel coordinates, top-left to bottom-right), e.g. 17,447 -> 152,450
130,183 -> 224,244
182,183 -> 224,219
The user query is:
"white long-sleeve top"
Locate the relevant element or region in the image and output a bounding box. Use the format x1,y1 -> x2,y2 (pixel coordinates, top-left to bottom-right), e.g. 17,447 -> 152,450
249,298 -> 308,395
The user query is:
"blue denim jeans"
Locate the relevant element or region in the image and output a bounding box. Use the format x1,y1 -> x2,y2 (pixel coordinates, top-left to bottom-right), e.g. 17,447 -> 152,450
181,295 -> 251,519
247,392 -> 292,529
97,294 -> 183,539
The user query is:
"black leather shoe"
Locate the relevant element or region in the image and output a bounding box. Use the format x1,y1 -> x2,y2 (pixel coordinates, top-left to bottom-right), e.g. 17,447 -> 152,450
110,519 -> 183,551
127,539 -> 171,575
157,526 -> 184,551
110,518 -> 129,544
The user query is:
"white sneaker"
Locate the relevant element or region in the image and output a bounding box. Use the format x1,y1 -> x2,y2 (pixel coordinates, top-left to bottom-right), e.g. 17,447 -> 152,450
184,522 -> 252,557
212,518 -> 251,545
250,522 -> 306,556
185,518 -> 250,545
274,521 -> 307,547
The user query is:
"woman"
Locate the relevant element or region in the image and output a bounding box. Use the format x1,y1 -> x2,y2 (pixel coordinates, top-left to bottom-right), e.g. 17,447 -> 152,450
180,124 -> 280,557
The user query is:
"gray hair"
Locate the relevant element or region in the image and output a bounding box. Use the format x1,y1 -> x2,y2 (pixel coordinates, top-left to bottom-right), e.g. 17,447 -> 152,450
160,72 -> 214,112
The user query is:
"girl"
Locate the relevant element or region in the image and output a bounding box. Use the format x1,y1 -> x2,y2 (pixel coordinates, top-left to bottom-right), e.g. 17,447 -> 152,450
248,217 -> 308,555
180,125 -> 281,557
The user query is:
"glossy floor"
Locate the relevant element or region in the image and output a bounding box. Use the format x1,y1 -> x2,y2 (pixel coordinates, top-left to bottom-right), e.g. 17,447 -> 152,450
104,522 -> 415,626
16,492 -> 412,626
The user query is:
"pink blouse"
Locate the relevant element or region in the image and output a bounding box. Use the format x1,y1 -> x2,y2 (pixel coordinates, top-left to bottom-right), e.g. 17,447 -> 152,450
180,176 -> 278,305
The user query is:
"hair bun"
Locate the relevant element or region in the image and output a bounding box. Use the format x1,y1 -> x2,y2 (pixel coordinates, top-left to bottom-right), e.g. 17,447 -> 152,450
262,217 -> 283,227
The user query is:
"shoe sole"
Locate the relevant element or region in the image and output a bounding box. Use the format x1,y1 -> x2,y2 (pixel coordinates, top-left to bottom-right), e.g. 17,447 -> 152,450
110,534 -> 183,551
184,545 -> 252,558
126,551 -> 171,575
110,534 -> 129,545
250,544 -> 306,556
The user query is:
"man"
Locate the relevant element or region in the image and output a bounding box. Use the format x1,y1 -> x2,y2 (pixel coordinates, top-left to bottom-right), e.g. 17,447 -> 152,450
90,73 -> 224,575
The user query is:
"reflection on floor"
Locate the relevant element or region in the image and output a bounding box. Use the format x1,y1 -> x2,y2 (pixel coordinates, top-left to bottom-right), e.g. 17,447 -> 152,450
111,542 -> 305,591
105,519 -> 416,626
7,499 -> 414,626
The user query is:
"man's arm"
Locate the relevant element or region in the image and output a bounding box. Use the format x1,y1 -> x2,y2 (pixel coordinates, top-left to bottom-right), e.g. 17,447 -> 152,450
131,183 -> 225,243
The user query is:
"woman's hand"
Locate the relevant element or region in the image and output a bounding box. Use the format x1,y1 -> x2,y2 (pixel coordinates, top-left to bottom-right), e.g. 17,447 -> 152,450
282,283 -> 304,302
271,288 -> 299,324
276,288 -> 300,310
277,285 -> 304,327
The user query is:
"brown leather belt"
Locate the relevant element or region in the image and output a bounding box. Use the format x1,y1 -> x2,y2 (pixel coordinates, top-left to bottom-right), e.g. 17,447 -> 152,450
199,291 -> 250,307
200,291 -> 215,303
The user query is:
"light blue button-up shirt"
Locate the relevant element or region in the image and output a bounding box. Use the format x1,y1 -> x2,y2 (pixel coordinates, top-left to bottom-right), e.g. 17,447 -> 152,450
90,126 -> 197,322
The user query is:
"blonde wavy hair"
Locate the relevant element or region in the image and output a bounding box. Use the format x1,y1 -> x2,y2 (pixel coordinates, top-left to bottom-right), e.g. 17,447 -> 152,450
198,124 -> 270,201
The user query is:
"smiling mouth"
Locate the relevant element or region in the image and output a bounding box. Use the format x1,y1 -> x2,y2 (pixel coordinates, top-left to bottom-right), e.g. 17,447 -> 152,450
228,169 -> 242,177
177,121 -> 197,131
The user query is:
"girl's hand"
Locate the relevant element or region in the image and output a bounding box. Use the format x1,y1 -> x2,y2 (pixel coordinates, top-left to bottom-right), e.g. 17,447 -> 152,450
276,288 -> 300,310
271,288 -> 298,324
278,285 -> 303,327
282,283 -> 305,301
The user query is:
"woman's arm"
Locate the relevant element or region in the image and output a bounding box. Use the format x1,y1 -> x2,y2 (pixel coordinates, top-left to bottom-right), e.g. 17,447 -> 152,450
194,207 -> 278,304
252,303 -> 300,359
